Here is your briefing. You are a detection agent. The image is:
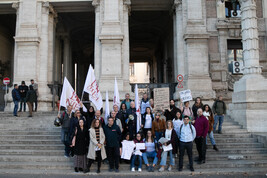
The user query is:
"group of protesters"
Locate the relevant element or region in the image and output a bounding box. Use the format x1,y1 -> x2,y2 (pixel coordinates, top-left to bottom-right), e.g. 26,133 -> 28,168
57,92 -> 226,173
11,80 -> 38,117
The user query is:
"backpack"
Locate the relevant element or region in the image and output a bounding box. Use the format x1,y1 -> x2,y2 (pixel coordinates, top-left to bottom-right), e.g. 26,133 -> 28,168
180,123 -> 193,134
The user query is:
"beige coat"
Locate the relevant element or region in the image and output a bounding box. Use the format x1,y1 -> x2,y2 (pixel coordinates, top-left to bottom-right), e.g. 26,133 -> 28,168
87,127 -> 107,160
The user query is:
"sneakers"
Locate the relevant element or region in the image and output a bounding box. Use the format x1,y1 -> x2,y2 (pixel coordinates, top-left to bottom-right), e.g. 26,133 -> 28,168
218,131 -> 222,134
167,166 -> 172,171
97,169 -> 100,173
138,168 -> 142,172
115,169 -> 119,173
151,166 -> 154,172
178,167 -> 182,172
74,167 -> 78,172
213,145 -> 219,151
158,167 -> 164,172
131,167 -> 135,172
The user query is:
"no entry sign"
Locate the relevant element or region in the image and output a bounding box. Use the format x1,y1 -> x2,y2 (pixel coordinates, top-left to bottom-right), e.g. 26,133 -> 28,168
3,77 -> 10,85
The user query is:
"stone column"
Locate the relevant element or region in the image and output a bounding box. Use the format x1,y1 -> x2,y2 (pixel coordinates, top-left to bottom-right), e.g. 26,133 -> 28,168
229,0 -> 267,132
54,36 -> 62,83
92,0 -> 101,81
176,0 -> 215,100
173,0 -> 185,99
95,0 -> 131,95
63,36 -> 70,82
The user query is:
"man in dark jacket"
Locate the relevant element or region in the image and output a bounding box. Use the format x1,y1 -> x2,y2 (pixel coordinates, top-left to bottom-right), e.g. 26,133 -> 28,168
194,108 -> 209,164
104,117 -> 121,172
18,81 -> 28,112
121,93 -> 132,109
58,105 -> 73,157
12,84 -> 20,117
164,99 -> 181,121
126,101 -> 138,140
25,85 -> 37,117
212,96 -> 226,134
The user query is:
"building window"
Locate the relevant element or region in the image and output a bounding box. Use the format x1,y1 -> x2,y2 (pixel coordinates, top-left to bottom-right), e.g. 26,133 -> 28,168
227,40 -> 243,73
225,1 -> 241,18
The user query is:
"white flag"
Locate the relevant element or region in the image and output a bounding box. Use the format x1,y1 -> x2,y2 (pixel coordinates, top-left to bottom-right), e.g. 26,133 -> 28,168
60,77 -> 87,112
83,65 -> 103,110
113,77 -> 120,108
105,90 -> 110,125
135,84 -> 141,133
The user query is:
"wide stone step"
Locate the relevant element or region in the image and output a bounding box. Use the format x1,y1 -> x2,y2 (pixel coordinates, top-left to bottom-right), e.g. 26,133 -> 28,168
215,142 -> 263,148
0,131 -> 61,135
196,160 -> 267,169
1,153 -> 267,163
0,140 -> 62,144
0,150 -> 64,156
1,135 -> 61,140
213,133 -> 252,138
0,144 -> 64,150
0,159 -> 266,170
0,167 -> 266,176
213,137 -> 258,143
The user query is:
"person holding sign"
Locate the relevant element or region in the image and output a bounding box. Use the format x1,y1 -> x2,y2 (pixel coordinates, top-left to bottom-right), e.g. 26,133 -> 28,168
142,130 -> 158,172
180,101 -> 193,121
131,133 -> 145,172
158,120 -> 178,172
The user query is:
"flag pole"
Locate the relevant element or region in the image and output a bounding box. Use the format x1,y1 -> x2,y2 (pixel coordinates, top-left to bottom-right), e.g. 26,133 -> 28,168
81,91 -> 85,102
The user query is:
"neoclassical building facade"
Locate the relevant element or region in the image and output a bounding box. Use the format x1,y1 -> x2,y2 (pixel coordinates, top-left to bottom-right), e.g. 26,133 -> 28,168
0,0 -> 267,131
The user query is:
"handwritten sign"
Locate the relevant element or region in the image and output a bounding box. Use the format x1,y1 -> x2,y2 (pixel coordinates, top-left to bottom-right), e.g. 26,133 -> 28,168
153,88 -> 170,111
179,89 -> 192,102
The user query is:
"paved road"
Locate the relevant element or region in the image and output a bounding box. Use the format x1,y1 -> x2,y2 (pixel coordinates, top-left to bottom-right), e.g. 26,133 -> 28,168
0,174 -> 266,178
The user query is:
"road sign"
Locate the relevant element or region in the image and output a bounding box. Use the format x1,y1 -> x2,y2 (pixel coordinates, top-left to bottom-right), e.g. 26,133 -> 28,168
3,77 -> 10,85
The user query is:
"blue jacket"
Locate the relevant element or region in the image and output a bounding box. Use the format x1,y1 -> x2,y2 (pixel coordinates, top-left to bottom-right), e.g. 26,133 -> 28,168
12,89 -> 20,101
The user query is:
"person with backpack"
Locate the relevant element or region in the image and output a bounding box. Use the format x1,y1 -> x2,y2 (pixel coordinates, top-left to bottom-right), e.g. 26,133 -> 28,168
180,101 -> 194,121
57,105 -> 73,158
140,93 -> 151,117
177,115 -> 196,172
212,96 -> 227,134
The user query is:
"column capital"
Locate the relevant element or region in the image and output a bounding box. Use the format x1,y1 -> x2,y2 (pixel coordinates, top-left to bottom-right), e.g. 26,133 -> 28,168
173,0 -> 182,10
239,0 -> 255,6
92,0 -> 100,7
42,2 -> 57,18
12,2 -> 19,11
123,0 -> 131,15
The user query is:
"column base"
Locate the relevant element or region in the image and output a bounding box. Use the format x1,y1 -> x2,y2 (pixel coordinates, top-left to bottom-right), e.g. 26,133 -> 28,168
228,74 -> 267,132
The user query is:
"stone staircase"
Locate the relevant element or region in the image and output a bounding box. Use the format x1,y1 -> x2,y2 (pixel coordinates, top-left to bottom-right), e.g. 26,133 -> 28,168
0,112 -> 266,176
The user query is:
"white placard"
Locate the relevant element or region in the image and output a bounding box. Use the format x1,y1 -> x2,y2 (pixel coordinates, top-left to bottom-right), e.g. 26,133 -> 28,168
163,144 -> 173,152
135,143 -> 146,150
179,89 -> 192,102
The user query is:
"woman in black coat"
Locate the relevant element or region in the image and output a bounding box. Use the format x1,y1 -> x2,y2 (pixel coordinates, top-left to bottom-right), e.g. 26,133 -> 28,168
71,119 -> 89,173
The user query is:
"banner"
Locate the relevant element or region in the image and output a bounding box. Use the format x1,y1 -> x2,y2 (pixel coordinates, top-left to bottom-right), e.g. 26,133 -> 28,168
113,77 -> 120,108
135,84 -> 141,133
83,65 -> 103,110
179,89 -> 193,102
105,90 -> 110,124
60,77 -> 87,112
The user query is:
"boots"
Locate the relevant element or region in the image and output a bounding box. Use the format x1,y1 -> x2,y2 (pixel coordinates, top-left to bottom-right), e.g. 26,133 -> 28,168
213,145 -> 219,151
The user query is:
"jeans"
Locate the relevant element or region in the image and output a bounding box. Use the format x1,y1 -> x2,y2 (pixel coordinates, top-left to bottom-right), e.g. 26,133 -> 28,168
142,151 -> 158,165
13,100 -> 18,116
131,154 -> 142,169
206,131 -> 216,145
160,150 -> 175,166
107,146 -> 120,170
213,115 -> 224,132
195,137 -> 206,161
61,128 -> 70,156
179,141 -> 193,168
19,97 -> 26,111
155,132 -> 163,148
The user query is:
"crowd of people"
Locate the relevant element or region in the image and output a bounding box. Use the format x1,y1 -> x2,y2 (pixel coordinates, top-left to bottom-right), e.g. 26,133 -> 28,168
11,80 -> 38,117
57,93 -> 226,173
